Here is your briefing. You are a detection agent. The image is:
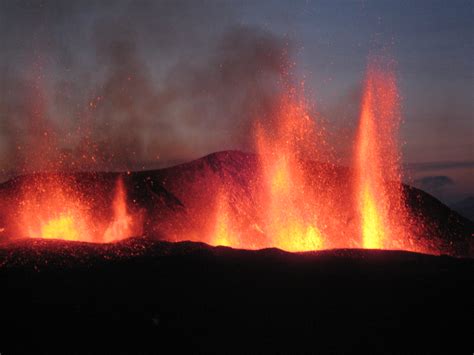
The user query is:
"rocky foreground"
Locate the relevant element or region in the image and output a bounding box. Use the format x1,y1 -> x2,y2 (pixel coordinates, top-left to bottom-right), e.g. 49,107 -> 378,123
0,237 -> 472,353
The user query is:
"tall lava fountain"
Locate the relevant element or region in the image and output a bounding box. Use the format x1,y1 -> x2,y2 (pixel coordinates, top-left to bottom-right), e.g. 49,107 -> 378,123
354,61 -> 413,250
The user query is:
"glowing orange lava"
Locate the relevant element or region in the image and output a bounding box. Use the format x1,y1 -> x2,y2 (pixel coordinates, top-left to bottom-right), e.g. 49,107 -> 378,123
39,214 -> 84,241
203,62 -> 422,253
103,177 -> 142,243
210,188 -> 237,247
354,62 -> 411,250
7,57 -> 427,253
19,175 -> 141,243
21,177 -> 94,242
255,91 -> 325,252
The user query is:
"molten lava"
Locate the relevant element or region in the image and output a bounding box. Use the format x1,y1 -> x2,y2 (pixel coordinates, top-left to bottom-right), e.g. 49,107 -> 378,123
203,62 -> 423,253
211,188 -> 237,248
255,91 -> 325,252
354,63 -> 412,250
39,214 -> 84,241
2,57 -> 429,253
20,177 -> 94,242
103,177 -> 142,243
18,175 -> 141,243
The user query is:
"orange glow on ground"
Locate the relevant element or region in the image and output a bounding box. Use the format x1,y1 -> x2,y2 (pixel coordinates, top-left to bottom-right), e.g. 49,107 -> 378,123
19,175 -> 141,243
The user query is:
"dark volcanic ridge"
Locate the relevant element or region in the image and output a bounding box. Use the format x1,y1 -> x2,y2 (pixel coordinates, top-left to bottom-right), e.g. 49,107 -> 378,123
0,150 -> 472,256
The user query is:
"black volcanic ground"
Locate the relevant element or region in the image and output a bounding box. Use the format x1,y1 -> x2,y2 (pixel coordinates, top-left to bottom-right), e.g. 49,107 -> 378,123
0,238 -> 473,353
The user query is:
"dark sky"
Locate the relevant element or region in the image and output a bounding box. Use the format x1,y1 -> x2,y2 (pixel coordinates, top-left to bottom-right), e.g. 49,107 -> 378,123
0,0 -> 472,203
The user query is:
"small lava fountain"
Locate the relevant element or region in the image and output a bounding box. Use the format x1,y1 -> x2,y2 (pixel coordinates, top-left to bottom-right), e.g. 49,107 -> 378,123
17,175 -> 142,243
210,188 -> 238,248
103,177 -> 143,243
20,176 -> 95,242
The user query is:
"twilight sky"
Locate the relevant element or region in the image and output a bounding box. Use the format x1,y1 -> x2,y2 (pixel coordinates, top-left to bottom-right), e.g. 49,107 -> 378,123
0,0 -> 472,204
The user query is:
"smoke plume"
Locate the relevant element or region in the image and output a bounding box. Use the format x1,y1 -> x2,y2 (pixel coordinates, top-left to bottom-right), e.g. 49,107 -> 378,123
0,0 -> 289,177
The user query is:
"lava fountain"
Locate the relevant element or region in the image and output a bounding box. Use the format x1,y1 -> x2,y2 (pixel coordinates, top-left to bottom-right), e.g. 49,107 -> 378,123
20,176 -> 95,241
2,58 -> 429,254
210,188 -> 238,248
255,87 -> 325,252
354,62 -> 413,250
103,177 -> 143,243
18,175 -> 141,243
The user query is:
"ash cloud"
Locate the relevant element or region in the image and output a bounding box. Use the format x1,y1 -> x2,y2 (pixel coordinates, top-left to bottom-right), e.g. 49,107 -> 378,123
0,0 -> 289,176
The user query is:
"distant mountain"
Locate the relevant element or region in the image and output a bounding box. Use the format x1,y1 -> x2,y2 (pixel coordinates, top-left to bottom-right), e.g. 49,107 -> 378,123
451,196 -> 474,222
